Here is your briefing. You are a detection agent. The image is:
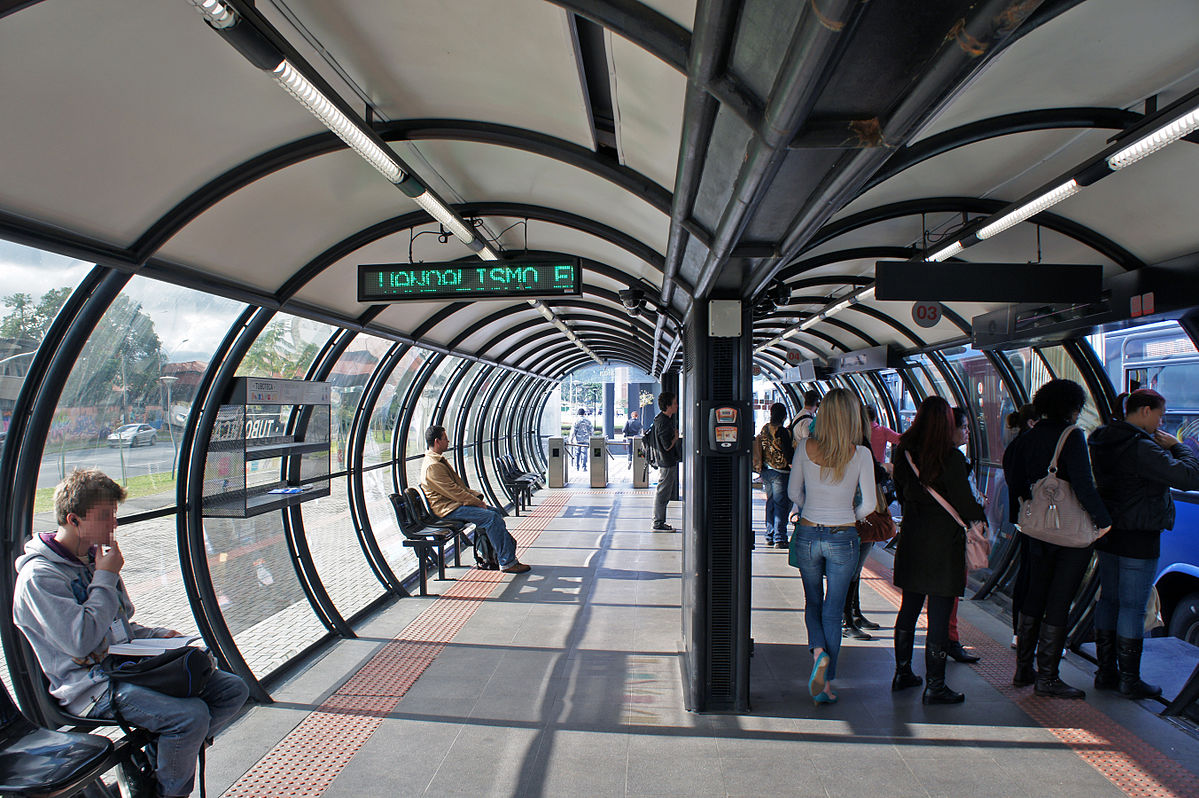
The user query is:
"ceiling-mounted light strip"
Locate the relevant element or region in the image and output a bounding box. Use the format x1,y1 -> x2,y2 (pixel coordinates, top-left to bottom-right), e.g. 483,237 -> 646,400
926,241 -> 963,262
410,191 -> 475,244
272,61 -> 405,184
975,180 -> 1080,240
1107,105 -> 1199,170
478,247 -> 500,261
189,0 -> 236,28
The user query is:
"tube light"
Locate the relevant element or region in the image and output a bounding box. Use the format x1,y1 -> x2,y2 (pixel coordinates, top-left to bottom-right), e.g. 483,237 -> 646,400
410,191 -> 475,244
976,180 -> 1080,240
478,247 -> 500,261
1107,105 -> 1199,170
189,0 -> 237,28
272,61 -> 405,184
926,241 -> 963,262
828,299 -> 852,315
858,286 -> 875,301
799,316 -> 820,331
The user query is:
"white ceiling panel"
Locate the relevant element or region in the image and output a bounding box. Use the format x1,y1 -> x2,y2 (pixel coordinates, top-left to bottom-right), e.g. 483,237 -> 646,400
0,0 -> 328,244
275,0 -> 594,148
610,34 -> 686,191
916,0 -> 1199,141
486,216 -> 664,288
159,150 -> 422,291
411,141 -> 671,252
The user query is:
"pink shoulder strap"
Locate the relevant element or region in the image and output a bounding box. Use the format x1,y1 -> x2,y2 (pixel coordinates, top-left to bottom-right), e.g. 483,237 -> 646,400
904,450 -> 967,528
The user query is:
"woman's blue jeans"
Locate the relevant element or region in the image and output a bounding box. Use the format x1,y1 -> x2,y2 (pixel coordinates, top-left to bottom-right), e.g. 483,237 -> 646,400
792,524 -> 860,680
760,467 -> 791,543
89,669 -> 248,797
1094,551 -> 1159,639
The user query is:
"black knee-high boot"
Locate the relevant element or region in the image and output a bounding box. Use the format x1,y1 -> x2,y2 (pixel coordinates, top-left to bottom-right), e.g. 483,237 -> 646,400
852,579 -> 880,630
843,580 -> 872,640
922,643 -> 964,704
1116,637 -> 1162,699
892,628 -> 922,691
1034,623 -> 1085,699
1012,613 -> 1039,687
1093,629 -> 1119,690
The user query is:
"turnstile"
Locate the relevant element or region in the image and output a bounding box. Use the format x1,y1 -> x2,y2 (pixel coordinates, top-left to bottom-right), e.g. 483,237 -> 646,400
547,435 -> 567,488
632,438 -> 649,488
589,435 -> 608,488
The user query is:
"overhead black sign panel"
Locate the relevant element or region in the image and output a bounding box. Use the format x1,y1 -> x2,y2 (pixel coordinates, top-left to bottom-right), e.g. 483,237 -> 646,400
358,258 -> 582,302
875,262 -> 1103,303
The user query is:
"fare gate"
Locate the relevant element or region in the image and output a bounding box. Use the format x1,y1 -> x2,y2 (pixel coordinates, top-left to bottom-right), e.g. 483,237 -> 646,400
589,435 -> 608,488
547,435 -> 567,488
632,438 -> 649,488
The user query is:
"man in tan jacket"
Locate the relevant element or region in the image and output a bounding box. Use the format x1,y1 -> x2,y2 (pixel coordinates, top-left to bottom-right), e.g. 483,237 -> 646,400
420,425 -> 530,573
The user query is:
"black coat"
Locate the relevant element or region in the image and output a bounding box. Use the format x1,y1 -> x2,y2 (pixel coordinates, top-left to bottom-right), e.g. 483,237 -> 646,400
1088,420 -> 1199,558
892,444 -> 985,597
1006,420 -> 1112,529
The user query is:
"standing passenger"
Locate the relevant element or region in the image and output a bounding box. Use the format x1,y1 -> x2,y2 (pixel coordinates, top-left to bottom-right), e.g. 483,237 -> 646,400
1007,380 -> 1111,699
787,388 -> 875,704
1001,404 -> 1038,647
651,392 -> 681,532
792,390 -> 820,440
842,403 -> 890,640
572,408 -> 593,471
890,396 -> 984,704
1089,389 -> 1199,698
941,407 -> 983,665
866,405 -> 901,469
753,403 -> 795,548
622,410 -> 643,466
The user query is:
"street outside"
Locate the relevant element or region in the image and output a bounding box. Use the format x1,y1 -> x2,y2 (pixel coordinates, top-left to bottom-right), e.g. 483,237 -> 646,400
37,435 -> 181,489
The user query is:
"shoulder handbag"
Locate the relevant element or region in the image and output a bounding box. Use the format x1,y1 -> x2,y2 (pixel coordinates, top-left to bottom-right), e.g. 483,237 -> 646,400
1018,425 -> 1101,548
855,484 -> 896,543
102,645 -> 215,698
904,452 -> 991,571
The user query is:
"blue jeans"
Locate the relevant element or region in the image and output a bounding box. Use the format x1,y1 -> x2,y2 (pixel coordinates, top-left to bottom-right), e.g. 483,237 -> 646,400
448,504 -> 518,566
761,467 -> 791,543
792,524 -> 860,680
1094,551 -> 1159,639
89,669 -> 248,797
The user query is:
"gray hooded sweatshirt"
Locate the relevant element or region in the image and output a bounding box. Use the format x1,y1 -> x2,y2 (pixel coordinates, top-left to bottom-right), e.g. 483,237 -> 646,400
13,533 -> 170,715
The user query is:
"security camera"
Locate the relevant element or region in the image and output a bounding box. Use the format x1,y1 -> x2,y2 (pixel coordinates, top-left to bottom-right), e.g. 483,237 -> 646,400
770,281 -> 791,309
619,288 -> 644,317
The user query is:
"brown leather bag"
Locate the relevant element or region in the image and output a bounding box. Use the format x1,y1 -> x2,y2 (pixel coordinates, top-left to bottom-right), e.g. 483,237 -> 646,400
855,485 -> 896,543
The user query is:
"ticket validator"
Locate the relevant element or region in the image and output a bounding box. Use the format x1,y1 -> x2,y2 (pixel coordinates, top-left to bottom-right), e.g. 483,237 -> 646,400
547,436 -> 567,488
589,435 -> 608,488
632,438 -> 649,488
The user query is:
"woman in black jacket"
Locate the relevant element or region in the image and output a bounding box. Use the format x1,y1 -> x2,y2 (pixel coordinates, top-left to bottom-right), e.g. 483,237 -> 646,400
1007,379 -> 1111,699
1089,389 -> 1199,698
891,396 -> 985,704
1001,404 -> 1038,647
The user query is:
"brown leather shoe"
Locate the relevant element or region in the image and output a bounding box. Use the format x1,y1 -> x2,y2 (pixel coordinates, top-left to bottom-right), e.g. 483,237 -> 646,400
500,562 -> 531,574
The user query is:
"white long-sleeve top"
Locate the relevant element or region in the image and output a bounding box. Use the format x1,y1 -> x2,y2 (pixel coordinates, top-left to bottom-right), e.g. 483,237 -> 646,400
787,442 -> 876,525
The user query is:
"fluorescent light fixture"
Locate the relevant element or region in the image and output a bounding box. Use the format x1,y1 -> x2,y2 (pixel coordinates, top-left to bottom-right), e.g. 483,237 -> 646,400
828,299 -> 852,315
410,191 -> 475,244
976,180 -> 1080,240
272,61 -> 405,184
926,241 -> 963,262
189,0 -> 237,28
1107,105 -> 1199,170
858,286 -> 875,301
478,247 -> 500,261
799,316 -> 820,331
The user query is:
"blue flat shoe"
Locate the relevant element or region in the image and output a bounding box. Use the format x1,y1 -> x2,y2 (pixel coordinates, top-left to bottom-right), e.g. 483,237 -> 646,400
809,651 -> 830,697
813,691 -> 838,705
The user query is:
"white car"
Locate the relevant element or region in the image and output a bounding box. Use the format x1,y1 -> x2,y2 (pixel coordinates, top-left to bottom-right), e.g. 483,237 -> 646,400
107,423 -> 157,448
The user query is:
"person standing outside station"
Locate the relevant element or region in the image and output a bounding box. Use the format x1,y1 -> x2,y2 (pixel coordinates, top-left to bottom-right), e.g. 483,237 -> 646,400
753,403 -> 795,548
421,425 -> 531,574
622,410 -> 643,466
1089,389 -> 1199,699
572,408 -> 593,471
651,392 -> 681,531
13,468 -> 249,798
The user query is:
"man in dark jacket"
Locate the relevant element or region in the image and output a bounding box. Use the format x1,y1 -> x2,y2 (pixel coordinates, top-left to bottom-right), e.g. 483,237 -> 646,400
1089,388 -> 1199,698
650,392 -> 681,531
622,411 -> 643,465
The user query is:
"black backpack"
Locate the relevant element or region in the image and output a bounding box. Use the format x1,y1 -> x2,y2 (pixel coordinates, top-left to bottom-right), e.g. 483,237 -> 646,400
473,529 -> 499,570
641,426 -> 659,467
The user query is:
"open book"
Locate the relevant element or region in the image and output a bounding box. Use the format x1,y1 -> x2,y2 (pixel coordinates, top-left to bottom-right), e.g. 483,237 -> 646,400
108,636 -> 203,657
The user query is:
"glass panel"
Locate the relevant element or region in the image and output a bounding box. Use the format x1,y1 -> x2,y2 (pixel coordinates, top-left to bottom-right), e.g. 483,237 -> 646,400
363,464 -> 418,579
1036,346 -> 1102,432
405,356 -> 455,459
303,475 -> 383,618
114,515 -> 199,639
942,348 -> 1015,465
368,348 -> 421,467
443,362 -> 482,439
236,314 -> 334,381
204,512 -> 326,677
1102,321 -> 1199,454
1003,347 -> 1053,403
34,276 -> 246,523
329,335 -> 388,472
0,243 -> 91,474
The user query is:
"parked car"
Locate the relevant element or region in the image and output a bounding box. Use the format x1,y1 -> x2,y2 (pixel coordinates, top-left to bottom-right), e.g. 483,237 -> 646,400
107,423 -> 157,448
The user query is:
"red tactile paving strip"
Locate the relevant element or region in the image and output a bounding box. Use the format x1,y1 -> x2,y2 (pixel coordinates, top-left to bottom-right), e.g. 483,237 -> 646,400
861,562 -> 1199,798
222,493 -> 571,797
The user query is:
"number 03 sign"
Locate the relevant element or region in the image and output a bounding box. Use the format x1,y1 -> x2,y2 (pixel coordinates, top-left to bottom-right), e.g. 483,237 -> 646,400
911,301 -> 942,328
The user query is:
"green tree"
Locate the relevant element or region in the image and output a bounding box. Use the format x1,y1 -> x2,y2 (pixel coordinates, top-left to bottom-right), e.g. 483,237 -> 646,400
0,293 -> 34,339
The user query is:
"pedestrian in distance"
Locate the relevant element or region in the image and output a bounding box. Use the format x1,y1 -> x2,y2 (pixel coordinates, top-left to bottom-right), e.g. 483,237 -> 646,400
572,408 -> 593,471
650,392 -> 681,531
622,410 -> 643,466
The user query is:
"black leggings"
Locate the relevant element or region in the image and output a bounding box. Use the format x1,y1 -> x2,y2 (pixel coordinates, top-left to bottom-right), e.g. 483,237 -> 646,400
1021,539 -> 1092,628
896,591 -> 955,648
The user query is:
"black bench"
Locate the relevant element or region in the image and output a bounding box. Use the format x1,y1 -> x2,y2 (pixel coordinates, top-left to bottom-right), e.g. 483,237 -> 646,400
403,487 -> 476,568
0,679 -> 116,798
389,492 -> 457,596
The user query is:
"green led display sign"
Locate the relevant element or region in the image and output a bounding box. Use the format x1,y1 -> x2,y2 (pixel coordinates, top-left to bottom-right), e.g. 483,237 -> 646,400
358,258 -> 582,302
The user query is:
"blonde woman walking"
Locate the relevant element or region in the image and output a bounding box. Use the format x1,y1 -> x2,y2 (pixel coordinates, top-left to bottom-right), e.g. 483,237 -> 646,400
787,388 -> 876,704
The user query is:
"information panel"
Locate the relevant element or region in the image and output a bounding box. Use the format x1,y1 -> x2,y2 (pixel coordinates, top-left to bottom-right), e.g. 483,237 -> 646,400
358,258 -> 582,302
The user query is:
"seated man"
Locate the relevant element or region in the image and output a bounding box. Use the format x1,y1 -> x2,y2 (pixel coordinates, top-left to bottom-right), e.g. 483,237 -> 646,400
421,425 -> 531,574
13,468 -> 248,798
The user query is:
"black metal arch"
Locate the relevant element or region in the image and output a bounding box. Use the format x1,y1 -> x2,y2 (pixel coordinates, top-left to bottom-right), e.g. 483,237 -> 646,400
803,197 -> 1145,271
776,246 -> 919,283
863,107 -> 1143,193
133,121 -> 673,264
524,331 -> 654,374
849,304 -> 928,349
461,300 -> 657,366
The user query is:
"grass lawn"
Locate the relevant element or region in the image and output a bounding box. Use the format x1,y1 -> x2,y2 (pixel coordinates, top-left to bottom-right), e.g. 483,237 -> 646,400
33,471 -> 176,514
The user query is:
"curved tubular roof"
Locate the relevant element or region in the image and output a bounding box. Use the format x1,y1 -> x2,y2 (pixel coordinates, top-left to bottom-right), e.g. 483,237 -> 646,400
3,0 -> 1199,380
